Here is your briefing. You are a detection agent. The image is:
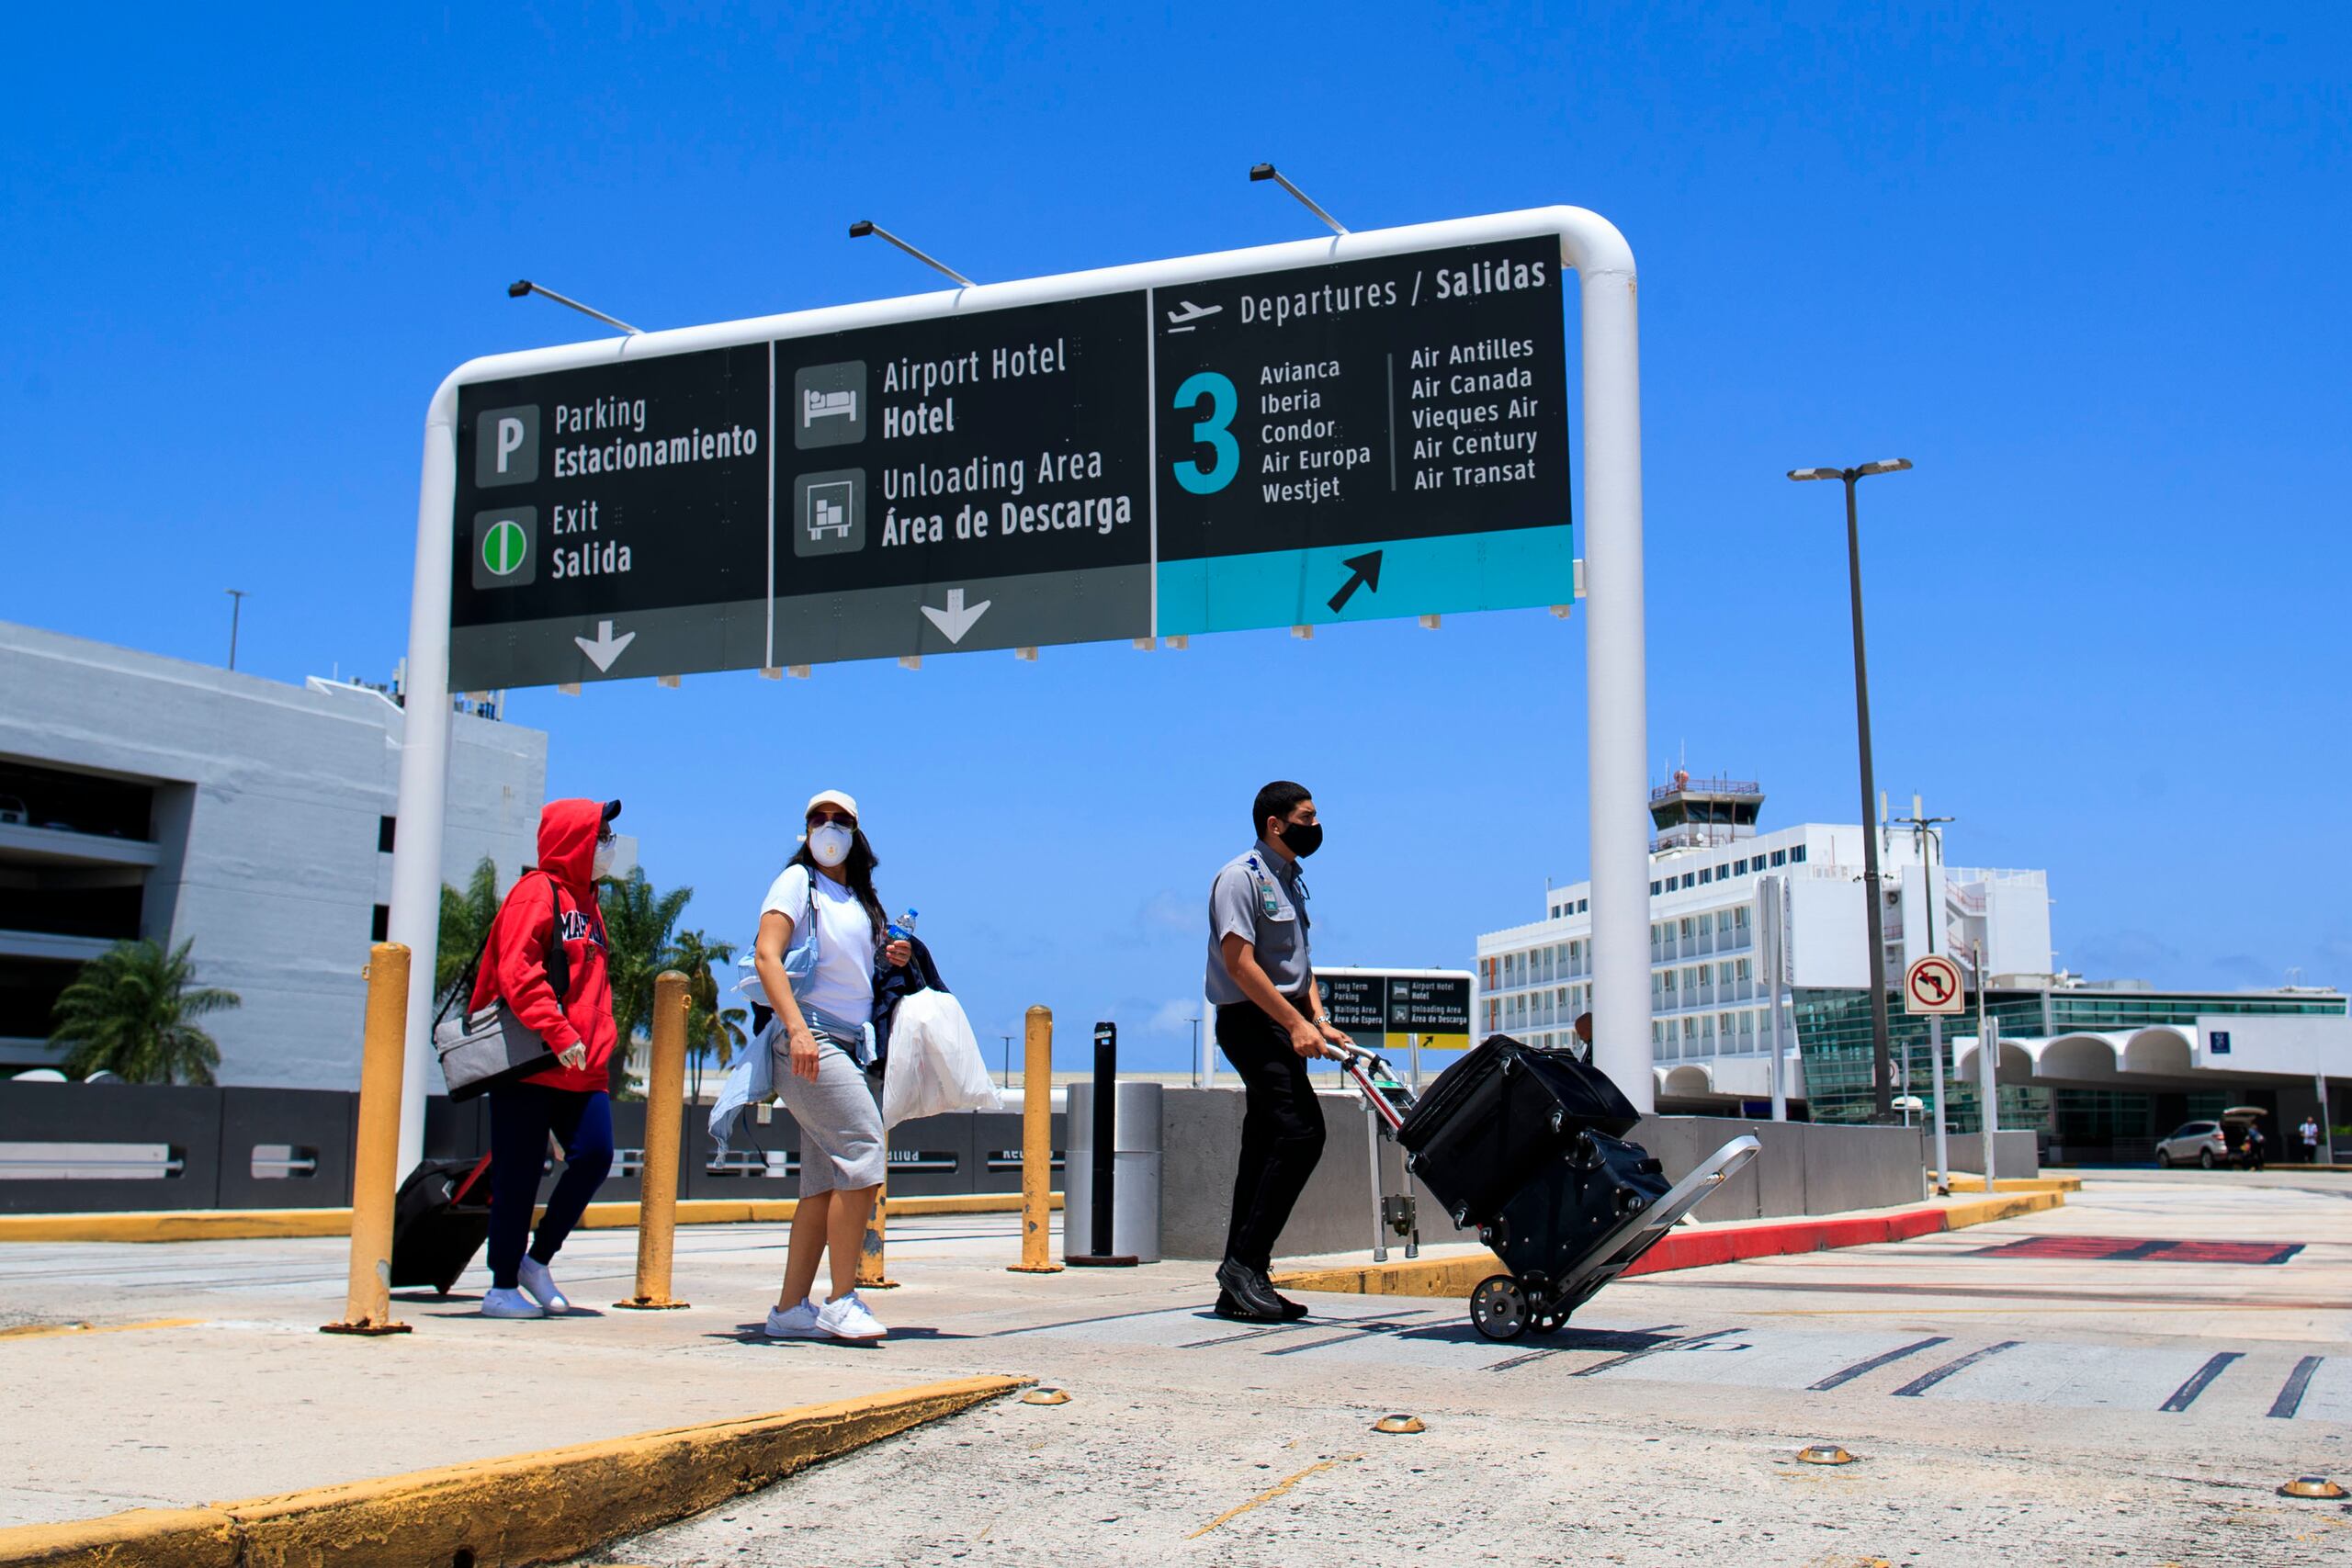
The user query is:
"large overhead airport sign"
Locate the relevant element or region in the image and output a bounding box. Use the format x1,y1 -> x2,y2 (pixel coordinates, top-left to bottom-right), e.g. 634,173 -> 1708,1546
447,236 -> 1572,688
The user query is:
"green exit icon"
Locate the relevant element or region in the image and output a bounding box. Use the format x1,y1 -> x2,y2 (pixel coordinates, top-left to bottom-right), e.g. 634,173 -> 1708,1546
470,507 -> 537,589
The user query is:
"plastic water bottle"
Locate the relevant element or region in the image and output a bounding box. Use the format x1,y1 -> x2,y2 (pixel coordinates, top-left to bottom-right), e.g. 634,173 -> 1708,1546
887,908 -> 919,942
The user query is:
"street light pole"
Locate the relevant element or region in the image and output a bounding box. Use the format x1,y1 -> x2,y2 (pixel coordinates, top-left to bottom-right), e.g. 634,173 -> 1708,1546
1789,458 -> 1913,1122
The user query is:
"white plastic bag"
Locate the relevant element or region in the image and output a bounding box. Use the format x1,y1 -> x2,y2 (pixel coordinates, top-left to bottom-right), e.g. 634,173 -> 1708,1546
881,989 -> 1003,1127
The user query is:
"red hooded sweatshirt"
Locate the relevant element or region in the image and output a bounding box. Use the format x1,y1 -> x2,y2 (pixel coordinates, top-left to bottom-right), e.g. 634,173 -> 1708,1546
469,799 -> 618,1094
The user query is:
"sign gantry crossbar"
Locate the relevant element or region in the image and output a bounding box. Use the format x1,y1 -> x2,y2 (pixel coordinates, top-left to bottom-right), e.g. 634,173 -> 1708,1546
386,207 -> 1647,1171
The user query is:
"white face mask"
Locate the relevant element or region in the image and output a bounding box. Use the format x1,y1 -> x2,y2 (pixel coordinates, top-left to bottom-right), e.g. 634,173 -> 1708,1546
593,840 -> 616,879
808,823 -> 854,868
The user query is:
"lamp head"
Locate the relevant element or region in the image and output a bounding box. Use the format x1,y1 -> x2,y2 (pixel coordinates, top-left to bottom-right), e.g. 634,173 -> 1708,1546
1250,163 -> 1276,182
506,280 -> 532,299
848,220 -> 876,239
1856,458 -> 1914,477
1786,467 -> 1845,482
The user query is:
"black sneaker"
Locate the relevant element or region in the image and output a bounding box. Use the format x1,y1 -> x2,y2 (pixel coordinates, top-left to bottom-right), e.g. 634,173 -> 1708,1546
1214,1259 -> 1286,1321
1272,1291 -> 1310,1321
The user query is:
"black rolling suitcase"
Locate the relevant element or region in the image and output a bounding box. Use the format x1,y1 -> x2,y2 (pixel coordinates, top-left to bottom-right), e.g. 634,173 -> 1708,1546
389,1153 -> 493,1296
1396,1033 -> 1643,1228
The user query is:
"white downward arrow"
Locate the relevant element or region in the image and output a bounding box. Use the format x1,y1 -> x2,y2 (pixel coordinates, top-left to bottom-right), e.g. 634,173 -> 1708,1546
573,619 -> 636,673
920,588 -> 992,645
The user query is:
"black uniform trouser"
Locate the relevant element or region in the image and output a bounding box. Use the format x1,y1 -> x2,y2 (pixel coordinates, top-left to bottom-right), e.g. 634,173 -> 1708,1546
1216,999 -> 1328,1274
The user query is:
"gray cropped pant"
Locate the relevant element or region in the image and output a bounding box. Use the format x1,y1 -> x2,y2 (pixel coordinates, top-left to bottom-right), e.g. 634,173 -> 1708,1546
770,1021 -> 886,1197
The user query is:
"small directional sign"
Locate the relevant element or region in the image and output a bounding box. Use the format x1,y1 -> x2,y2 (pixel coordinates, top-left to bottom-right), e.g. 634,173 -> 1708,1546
441,233 -> 1573,689
1904,953 -> 1965,1016
1314,968 -> 1475,1054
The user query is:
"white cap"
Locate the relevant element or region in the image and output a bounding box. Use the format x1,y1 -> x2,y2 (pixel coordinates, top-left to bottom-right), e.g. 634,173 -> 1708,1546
805,789 -> 859,822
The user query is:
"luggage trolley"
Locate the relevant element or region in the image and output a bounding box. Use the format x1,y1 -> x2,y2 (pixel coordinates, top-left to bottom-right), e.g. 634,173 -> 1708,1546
1334,1036 -> 1760,1342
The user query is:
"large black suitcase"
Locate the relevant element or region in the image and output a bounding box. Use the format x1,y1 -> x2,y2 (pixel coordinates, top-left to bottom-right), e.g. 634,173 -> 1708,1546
389,1154 -> 493,1296
1397,1033 -> 1642,1226
1488,1128 -> 1671,1298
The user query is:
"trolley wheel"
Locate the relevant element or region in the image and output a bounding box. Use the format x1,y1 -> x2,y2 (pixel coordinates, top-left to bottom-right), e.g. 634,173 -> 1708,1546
1469,1275 -> 1529,1342
1528,1308 -> 1567,1336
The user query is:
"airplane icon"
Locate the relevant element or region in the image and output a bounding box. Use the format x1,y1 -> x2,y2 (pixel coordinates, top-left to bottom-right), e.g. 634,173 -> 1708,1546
1164,300 -> 1223,333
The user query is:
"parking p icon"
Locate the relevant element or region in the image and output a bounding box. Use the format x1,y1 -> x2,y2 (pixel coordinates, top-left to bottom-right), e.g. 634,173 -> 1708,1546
474,406 -> 540,487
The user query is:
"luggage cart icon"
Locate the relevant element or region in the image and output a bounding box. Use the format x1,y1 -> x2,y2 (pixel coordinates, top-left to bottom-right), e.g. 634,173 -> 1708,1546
807,480 -> 854,541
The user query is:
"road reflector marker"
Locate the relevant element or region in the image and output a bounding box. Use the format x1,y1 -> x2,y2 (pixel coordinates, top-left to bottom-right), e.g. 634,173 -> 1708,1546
2277,1475 -> 2346,1499
1020,1387 -> 1070,1405
1796,1444 -> 1856,1466
1372,1413 -> 1426,1435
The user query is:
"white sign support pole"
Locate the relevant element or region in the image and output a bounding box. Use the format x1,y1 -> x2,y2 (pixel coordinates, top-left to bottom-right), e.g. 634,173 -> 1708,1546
1566,218 -> 1652,1114
1928,1015 -> 1949,1193
387,378 -> 463,1179
1974,939 -> 1998,1186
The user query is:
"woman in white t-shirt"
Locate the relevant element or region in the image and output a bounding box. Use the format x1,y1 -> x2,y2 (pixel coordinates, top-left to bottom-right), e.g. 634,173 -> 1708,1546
751,788 -> 912,1343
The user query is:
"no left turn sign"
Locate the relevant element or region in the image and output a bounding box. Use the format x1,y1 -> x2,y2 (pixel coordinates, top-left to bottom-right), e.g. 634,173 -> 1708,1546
1905,953 -> 1965,1016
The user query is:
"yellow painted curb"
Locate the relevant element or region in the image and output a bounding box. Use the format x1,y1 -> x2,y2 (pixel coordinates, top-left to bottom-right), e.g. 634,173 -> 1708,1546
0,1376 -> 1023,1568
1938,1174 -> 2081,1194
1939,1189 -> 2064,1229
0,1192 -> 1060,1246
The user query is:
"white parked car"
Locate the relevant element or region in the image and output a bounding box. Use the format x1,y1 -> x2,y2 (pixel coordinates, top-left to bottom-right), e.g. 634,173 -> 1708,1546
2154,1120 -> 2229,1169
0,795 -> 26,827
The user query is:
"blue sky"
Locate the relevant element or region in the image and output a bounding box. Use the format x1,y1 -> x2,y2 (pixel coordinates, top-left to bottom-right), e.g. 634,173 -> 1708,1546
4,4 -> 2346,1067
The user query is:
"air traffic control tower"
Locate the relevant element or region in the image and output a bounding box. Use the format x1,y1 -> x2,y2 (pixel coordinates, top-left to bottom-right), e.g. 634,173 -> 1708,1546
1647,769 -> 1766,853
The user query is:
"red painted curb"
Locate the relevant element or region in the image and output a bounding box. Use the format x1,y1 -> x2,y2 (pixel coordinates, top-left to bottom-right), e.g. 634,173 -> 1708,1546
1621,1205 -> 1948,1278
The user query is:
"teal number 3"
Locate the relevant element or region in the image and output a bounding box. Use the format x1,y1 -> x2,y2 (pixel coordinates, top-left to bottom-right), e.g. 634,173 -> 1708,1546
1171,371 -> 1238,495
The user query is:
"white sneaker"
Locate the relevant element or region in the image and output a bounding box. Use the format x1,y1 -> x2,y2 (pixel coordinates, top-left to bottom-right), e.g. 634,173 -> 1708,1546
763,1298 -> 822,1339
481,1286 -> 545,1319
517,1257 -> 571,1314
816,1291 -> 887,1341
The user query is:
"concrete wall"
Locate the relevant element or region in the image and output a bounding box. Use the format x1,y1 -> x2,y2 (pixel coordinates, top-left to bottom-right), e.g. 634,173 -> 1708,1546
1159,1088 -> 1937,1261
1936,1128 -> 2040,1180
0,622 -> 544,1088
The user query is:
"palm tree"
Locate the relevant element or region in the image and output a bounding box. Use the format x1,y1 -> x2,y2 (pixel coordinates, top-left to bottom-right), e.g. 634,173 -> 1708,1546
597,864 -> 695,1069
50,939 -> 240,1086
436,857 -> 503,1010
668,928 -> 748,1096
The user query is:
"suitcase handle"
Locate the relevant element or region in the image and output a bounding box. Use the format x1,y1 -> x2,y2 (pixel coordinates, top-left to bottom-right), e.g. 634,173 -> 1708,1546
451,1151 -> 493,1204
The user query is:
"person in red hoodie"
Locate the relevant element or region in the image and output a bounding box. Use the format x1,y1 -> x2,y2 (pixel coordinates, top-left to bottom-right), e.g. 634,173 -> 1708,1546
470,798 -> 622,1320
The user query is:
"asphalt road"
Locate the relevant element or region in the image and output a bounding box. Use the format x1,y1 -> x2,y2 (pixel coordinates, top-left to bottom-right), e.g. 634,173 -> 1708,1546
576,1169 -> 2352,1566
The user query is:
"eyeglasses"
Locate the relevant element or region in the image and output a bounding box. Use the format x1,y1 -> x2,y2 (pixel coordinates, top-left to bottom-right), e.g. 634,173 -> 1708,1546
596,828 -> 616,845
806,808 -> 856,828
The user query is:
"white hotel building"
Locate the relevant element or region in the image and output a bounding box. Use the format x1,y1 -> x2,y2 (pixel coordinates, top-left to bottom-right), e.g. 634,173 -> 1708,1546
1476,774 -> 2348,1156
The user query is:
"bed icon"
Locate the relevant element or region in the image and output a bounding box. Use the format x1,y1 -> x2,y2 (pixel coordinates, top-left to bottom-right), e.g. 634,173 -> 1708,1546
794,362 -> 867,450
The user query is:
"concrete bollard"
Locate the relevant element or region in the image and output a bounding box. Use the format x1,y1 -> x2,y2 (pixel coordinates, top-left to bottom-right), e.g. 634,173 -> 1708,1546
1009,1004 -> 1063,1273
322,944 -> 414,1336
616,971 -> 691,1309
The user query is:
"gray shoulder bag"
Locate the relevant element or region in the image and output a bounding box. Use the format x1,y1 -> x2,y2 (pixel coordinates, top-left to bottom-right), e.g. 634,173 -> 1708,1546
433,875 -> 571,1100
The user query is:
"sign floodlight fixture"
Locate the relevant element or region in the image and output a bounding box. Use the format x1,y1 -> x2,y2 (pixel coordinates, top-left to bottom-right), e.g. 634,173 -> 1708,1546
1250,163 -> 1350,235
847,220 -> 976,288
1788,458 -> 1914,483
506,280 -> 643,337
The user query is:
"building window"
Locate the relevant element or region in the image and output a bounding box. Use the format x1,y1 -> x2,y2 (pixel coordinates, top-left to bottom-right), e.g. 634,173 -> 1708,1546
1649,880 -> 1660,896
1577,899 -> 1587,913
1699,867 -> 1713,885
370,904 -> 390,942
1681,873 -> 1695,888
1770,850 -> 1786,866
377,816 -> 397,853
1790,844 -> 1808,863
1733,859 -> 1747,875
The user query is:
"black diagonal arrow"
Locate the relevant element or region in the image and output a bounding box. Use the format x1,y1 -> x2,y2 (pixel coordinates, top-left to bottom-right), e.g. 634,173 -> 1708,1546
1327,549 -> 1385,614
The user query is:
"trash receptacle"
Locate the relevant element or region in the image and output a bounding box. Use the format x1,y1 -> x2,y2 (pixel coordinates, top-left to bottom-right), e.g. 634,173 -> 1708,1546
1063,1081 -> 1162,1263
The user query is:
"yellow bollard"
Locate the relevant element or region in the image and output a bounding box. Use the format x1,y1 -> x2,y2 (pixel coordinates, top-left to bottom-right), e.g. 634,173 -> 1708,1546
856,1179 -> 899,1289
322,944 -> 414,1336
1009,1004 -> 1063,1273
617,971 -> 691,1309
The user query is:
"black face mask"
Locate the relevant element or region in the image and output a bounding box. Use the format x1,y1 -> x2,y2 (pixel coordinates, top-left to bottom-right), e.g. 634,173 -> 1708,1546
1276,819 -> 1323,858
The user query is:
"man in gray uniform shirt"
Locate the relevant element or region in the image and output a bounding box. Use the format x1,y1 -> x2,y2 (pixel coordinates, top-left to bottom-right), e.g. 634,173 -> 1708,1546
1205,780 -> 1354,1321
